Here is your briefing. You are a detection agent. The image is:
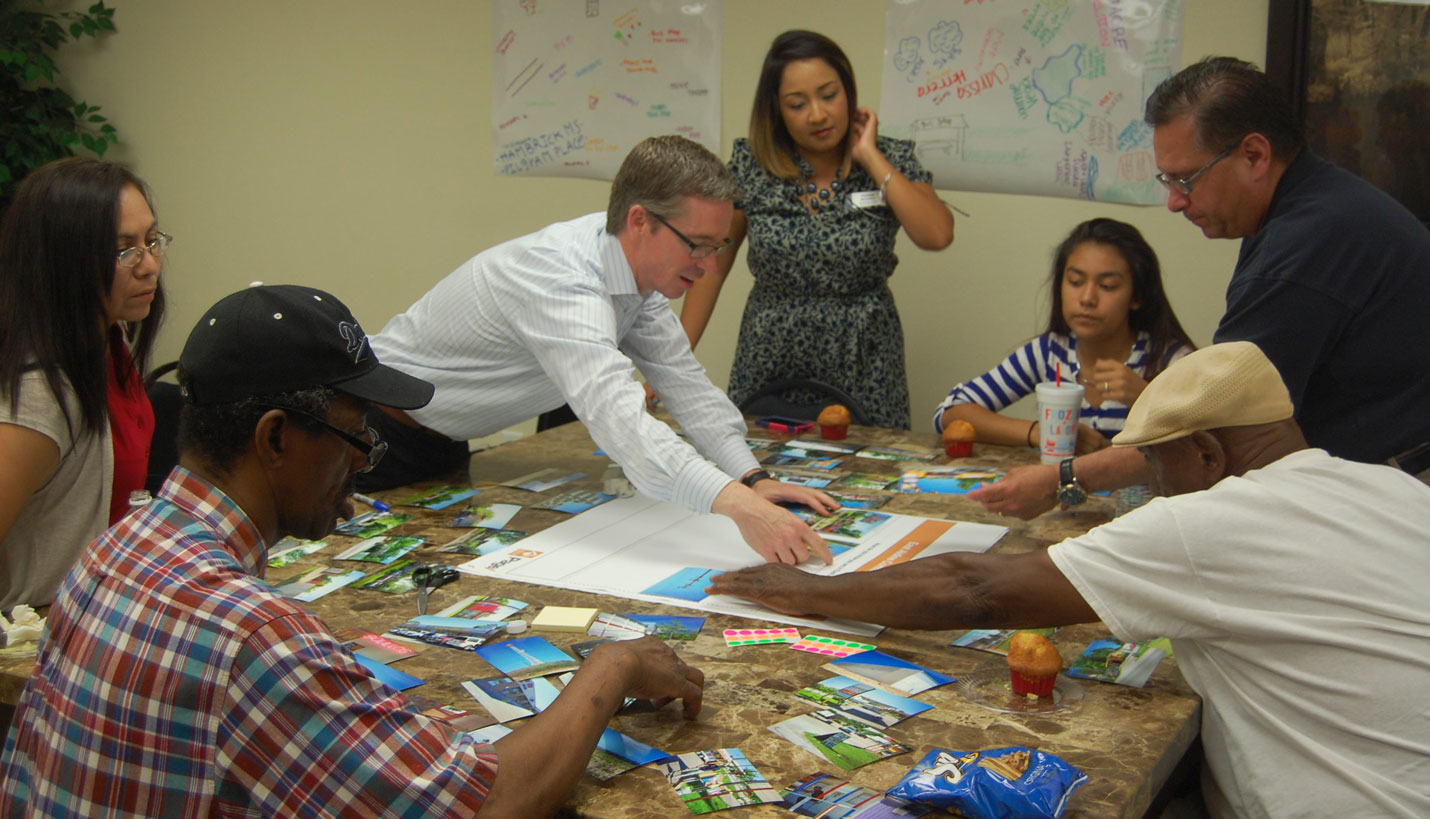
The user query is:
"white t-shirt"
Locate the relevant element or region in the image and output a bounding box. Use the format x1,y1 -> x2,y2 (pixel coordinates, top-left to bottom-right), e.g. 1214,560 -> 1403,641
1050,449 -> 1430,819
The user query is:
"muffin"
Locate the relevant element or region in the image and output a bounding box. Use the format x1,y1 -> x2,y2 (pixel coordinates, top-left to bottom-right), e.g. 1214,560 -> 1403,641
818,404 -> 851,440
1006,632 -> 1062,698
942,419 -> 976,457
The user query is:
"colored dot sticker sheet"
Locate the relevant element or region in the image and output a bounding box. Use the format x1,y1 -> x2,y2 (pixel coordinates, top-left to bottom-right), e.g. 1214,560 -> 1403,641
790,634 -> 876,657
724,628 -> 800,647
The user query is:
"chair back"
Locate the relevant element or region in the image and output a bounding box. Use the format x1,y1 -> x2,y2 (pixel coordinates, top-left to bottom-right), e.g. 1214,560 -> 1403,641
737,379 -> 870,426
145,361 -> 182,493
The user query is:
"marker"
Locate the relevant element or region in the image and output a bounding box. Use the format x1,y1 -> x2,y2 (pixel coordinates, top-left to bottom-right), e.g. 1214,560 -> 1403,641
351,493 -> 390,513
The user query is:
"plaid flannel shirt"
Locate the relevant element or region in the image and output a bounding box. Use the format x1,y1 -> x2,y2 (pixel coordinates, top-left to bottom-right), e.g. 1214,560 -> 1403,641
1,467 -> 498,817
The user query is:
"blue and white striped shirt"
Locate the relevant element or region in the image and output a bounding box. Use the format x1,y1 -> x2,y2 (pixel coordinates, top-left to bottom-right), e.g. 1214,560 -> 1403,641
932,331 -> 1189,437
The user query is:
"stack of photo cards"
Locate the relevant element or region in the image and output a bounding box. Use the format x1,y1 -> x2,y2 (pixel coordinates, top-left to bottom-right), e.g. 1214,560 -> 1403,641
475,635 -> 580,680
266,537 -> 328,569
532,489 -> 616,514
461,675 -> 561,722
334,628 -> 422,665
396,484 -> 479,510
950,628 -> 1059,656
334,510 -> 412,538
274,567 -> 366,602
659,749 -> 784,814
794,675 -> 934,728
1065,637 -> 1172,688
451,503 -> 521,529
386,617 -> 507,653
502,468 -> 585,493
436,527 -> 528,556
436,594 -> 528,622
781,772 -> 931,819
768,709 -> 911,770
531,605 -> 598,633
824,650 -> 956,696
334,535 -> 424,565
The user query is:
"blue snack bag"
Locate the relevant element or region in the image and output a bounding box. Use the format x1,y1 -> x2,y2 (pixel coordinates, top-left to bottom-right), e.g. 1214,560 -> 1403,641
886,747 -> 1087,819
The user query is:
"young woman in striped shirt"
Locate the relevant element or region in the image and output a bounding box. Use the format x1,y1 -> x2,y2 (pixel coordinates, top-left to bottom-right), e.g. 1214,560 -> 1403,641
933,218 -> 1194,452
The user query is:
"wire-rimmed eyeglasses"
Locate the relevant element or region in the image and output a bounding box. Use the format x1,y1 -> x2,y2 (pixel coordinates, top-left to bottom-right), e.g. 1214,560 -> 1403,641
116,232 -> 173,268
649,211 -> 731,259
266,405 -> 387,473
1154,147 -> 1235,196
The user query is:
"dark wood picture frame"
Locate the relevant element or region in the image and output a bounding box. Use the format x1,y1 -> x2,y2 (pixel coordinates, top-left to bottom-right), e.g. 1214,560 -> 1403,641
1265,0 -> 1430,226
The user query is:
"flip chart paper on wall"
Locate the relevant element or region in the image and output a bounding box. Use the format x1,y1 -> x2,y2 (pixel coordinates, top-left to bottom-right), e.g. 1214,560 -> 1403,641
880,0 -> 1184,203
492,0 -> 721,180
455,495 -> 1006,636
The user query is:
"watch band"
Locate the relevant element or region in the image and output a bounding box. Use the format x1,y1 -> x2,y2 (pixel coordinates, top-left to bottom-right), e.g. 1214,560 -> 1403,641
1059,458 -> 1077,486
740,469 -> 773,488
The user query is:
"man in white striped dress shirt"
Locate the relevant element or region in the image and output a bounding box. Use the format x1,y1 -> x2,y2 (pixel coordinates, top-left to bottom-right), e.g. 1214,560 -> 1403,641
366,136 -> 836,566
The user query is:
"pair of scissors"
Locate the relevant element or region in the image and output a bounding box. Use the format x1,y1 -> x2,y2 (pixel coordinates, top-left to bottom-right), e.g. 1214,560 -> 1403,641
413,563 -> 460,615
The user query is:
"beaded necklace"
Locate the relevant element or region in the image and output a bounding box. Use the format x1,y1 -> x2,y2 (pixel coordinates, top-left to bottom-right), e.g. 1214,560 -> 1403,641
791,153 -> 848,213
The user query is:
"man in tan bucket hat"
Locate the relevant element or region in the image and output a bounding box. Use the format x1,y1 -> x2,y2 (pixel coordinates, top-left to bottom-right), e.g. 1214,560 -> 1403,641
708,341 -> 1430,818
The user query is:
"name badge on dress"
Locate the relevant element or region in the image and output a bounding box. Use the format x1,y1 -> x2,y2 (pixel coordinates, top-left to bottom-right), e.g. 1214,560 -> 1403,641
849,190 -> 885,209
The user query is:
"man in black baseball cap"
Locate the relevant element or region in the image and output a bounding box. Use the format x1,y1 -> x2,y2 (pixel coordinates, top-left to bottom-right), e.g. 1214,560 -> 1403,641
0,284 -> 703,816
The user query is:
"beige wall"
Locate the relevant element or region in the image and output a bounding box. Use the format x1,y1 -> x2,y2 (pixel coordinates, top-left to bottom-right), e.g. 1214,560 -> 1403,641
55,0 -> 1267,430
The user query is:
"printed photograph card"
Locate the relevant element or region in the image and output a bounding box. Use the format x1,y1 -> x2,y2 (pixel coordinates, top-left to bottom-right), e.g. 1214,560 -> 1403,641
436,594 -> 529,622
266,537 -> 328,569
821,490 -> 891,510
461,674 -> 562,722
641,567 -> 719,603
794,675 -> 934,728
451,503 -> 522,529
436,527 -> 529,555
587,613 -> 652,640
396,484 -> 479,510
831,473 -> 900,491
768,468 -> 834,488
354,654 -> 424,692
273,567 -> 366,602
659,749 -> 784,814
334,535 -> 424,565
386,617 -> 507,653
503,468 -> 585,492
898,467 -> 1004,495
475,635 -> 580,680
532,488 -> 616,514
950,628 -> 1059,656
854,446 -> 937,463
1065,637 -> 1172,688
350,558 -> 423,593
624,613 -> 704,640
587,727 -> 672,781
333,510 -> 413,537
823,650 -> 956,696
768,709 -> 911,770
781,771 -> 931,818
334,628 -> 422,665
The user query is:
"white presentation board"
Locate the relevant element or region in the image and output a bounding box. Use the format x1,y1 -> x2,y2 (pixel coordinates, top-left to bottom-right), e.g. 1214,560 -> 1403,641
880,0 -> 1184,203
457,496 -> 1007,636
491,0 -> 721,180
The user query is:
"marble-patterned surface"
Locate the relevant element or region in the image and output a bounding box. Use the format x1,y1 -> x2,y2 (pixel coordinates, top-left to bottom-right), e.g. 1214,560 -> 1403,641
1,419 -> 1199,818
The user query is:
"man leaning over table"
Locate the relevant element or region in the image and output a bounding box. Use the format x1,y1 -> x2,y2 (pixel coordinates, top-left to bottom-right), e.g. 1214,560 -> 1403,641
711,342 -> 1430,819
968,56 -> 1430,520
0,285 -> 704,818
363,134 -> 836,565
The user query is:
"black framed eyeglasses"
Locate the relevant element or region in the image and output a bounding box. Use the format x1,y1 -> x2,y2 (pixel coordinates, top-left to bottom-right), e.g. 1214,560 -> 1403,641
266,405 -> 387,473
648,211 -> 731,259
1154,147 -> 1235,196
116,232 -> 173,268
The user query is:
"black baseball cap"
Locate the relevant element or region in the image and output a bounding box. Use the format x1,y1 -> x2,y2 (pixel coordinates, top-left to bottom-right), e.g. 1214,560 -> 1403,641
179,284 -> 434,409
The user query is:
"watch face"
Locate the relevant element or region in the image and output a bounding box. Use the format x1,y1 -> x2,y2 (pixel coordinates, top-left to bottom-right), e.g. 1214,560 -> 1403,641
1059,483 -> 1088,506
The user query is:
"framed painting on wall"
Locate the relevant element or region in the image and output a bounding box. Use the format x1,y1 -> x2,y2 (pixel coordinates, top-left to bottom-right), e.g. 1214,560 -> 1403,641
1266,0 -> 1430,226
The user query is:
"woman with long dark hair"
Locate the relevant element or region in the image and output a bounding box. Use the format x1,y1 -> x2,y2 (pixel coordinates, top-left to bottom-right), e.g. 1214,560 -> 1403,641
675,30 -> 953,429
1,157 -> 168,609
934,218 -> 1194,451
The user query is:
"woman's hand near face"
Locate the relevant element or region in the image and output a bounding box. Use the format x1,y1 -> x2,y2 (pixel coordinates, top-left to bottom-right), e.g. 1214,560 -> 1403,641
849,107 -> 883,168
1088,359 -> 1148,405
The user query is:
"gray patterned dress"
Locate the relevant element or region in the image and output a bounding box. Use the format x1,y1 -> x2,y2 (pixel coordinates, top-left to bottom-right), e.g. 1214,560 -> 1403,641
726,136 -> 931,428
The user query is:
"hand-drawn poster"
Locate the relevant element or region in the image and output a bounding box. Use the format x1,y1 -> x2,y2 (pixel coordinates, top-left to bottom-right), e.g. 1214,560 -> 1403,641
492,0 -> 721,180
880,0 -> 1184,203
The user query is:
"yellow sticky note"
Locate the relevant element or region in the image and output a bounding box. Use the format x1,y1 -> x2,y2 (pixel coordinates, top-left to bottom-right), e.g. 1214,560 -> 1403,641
531,606 -> 599,633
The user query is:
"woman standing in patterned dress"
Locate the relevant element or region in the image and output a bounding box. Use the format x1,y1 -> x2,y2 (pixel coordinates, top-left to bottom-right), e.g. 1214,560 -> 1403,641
677,30 -> 953,429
